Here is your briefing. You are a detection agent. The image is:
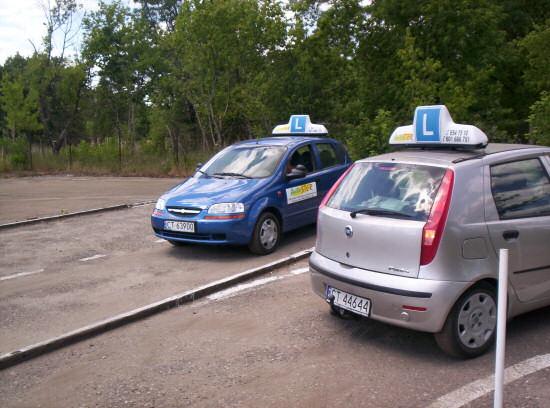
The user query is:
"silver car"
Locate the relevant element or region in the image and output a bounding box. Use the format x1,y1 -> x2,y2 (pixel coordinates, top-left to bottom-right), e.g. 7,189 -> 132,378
310,108 -> 550,358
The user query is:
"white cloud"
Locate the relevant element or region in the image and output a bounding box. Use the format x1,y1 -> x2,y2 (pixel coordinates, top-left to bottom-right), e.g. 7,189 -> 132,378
0,0 -> 104,64
0,0 -> 46,63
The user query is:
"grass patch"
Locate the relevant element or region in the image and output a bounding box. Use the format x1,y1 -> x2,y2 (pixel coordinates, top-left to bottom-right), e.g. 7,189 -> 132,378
0,140 -> 215,177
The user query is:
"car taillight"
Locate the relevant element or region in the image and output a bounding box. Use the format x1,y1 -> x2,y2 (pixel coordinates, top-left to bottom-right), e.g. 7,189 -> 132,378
319,164 -> 355,210
420,168 -> 454,266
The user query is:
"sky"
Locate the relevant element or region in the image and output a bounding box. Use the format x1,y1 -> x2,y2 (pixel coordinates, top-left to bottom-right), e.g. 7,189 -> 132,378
0,0 -> 120,64
0,0 -> 364,65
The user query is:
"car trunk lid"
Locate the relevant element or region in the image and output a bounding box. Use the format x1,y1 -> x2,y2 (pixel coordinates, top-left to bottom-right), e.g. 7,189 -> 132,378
316,161 -> 449,278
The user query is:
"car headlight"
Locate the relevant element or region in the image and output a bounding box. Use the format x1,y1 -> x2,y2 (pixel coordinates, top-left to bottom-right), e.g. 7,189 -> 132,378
208,202 -> 245,214
155,198 -> 166,211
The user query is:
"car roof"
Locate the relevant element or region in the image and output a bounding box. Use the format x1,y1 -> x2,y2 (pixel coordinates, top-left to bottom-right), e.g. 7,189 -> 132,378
361,143 -> 549,166
233,136 -> 338,149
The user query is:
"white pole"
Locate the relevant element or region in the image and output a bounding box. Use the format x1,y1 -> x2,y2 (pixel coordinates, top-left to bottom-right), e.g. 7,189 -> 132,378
494,248 -> 509,408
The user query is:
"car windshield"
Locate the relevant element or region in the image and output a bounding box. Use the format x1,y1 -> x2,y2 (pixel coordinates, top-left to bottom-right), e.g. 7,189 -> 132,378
203,146 -> 286,179
327,162 -> 447,221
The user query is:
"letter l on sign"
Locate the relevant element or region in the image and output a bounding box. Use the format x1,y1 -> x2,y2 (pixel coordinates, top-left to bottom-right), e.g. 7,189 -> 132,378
415,108 -> 440,142
423,113 -> 434,136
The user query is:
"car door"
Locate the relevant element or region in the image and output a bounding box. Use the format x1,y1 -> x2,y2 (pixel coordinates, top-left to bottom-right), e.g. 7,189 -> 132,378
312,141 -> 350,201
282,144 -> 321,229
484,155 -> 550,303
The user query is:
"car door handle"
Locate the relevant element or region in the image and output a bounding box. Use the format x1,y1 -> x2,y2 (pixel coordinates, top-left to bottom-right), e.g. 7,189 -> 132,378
502,230 -> 519,241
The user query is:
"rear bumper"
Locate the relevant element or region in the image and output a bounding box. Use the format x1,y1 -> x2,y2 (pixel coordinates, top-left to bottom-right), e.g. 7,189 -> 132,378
309,251 -> 469,333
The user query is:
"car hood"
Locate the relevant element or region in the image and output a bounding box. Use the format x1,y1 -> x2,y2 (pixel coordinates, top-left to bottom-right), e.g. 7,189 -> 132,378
164,176 -> 263,208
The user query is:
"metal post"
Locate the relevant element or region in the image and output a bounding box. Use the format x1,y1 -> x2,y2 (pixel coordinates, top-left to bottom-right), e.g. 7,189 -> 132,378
494,248 -> 509,408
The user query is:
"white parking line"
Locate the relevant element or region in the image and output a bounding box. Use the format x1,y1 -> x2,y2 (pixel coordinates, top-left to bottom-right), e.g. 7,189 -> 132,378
154,239 -> 165,243
79,254 -> 107,262
428,353 -> 550,408
0,269 -> 45,282
207,276 -> 284,301
207,266 -> 310,301
290,267 -> 309,275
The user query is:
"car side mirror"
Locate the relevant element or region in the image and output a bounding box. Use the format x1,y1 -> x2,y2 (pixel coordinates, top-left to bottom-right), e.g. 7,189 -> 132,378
286,164 -> 307,180
195,163 -> 203,171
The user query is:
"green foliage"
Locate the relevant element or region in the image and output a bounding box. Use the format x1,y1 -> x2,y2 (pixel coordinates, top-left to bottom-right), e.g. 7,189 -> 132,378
347,109 -> 394,160
520,21 -> 550,93
0,0 -> 548,175
528,92 -> 550,146
172,0 -> 287,146
0,137 -> 30,169
0,73 -> 42,137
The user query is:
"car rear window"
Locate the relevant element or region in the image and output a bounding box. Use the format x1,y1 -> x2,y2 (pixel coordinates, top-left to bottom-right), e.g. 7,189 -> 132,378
327,162 -> 447,221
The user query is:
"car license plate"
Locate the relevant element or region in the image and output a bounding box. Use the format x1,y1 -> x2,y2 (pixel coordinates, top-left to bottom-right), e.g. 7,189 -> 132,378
327,286 -> 371,317
164,220 -> 195,233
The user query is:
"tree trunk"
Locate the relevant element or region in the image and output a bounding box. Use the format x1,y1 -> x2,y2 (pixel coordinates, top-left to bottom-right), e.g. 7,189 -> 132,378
128,100 -> 135,156
194,108 -> 208,152
116,109 -> 122,171
166,125 -> 179,166
52,77 -> 84,154
26,134 -> 33,170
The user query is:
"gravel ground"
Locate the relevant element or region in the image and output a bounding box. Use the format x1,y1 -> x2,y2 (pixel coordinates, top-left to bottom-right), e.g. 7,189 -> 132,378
1,264 -> 548,408
0,176 -> 179,223
0,204 -> 315,353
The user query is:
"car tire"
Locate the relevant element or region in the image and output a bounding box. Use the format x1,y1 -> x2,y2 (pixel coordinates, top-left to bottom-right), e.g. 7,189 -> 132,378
168,240 -> 187,247
434,282 -> 497,358
248,212 -> 280,255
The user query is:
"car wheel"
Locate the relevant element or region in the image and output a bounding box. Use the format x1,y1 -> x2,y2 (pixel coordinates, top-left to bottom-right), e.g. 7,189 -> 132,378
168,240 -> 187,247
249,212 -> 280,255
435,282 -> 497,358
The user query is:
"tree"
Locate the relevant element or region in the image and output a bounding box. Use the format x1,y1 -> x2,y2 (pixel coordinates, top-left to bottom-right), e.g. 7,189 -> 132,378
172,0 -> 286,149
0,72 -> 42,168
82,1 -> 154,166
32,0 -> 86,153
527,92 -> 550,145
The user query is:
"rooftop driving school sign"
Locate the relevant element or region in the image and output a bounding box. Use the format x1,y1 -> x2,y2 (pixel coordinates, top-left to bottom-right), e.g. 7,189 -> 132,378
273,115 -> 328,136
390,105 -> 488,148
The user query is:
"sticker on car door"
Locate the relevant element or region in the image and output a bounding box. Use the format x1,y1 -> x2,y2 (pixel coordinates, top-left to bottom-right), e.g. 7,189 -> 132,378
286,182 -> 317,204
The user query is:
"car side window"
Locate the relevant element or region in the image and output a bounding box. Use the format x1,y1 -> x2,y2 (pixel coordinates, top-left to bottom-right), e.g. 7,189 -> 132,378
317,143 -> 342,169
490,158 -> 550,219
286,145 -> 315,174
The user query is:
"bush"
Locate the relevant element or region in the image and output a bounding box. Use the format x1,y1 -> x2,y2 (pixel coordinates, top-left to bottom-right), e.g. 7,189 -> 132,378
346,109 -> 394,160
528,92 -> 550,146
0,137 -> 29,170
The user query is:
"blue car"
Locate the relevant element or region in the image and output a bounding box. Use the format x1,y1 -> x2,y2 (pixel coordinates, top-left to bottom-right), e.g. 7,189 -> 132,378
151,115 -> 351,254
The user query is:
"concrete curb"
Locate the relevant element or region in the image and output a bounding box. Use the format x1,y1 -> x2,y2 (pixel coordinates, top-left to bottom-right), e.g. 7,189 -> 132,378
0,201 -> 155,231
0,247 -> 313,370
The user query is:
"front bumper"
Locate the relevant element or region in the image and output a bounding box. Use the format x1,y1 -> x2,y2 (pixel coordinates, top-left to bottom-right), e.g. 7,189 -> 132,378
309,251 -> 470,333
151,212 -> 252,245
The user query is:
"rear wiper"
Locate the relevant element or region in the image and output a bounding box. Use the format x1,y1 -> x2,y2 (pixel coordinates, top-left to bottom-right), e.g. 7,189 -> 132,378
212,172 -> 252,179
350,208 -> 413,219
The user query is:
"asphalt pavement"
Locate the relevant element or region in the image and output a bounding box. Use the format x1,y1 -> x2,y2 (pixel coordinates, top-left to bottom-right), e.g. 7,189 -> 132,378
0,176 -> 548,407
0,203 -> 315,353
0,176 -> 179,224
1,262 -> 548,407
